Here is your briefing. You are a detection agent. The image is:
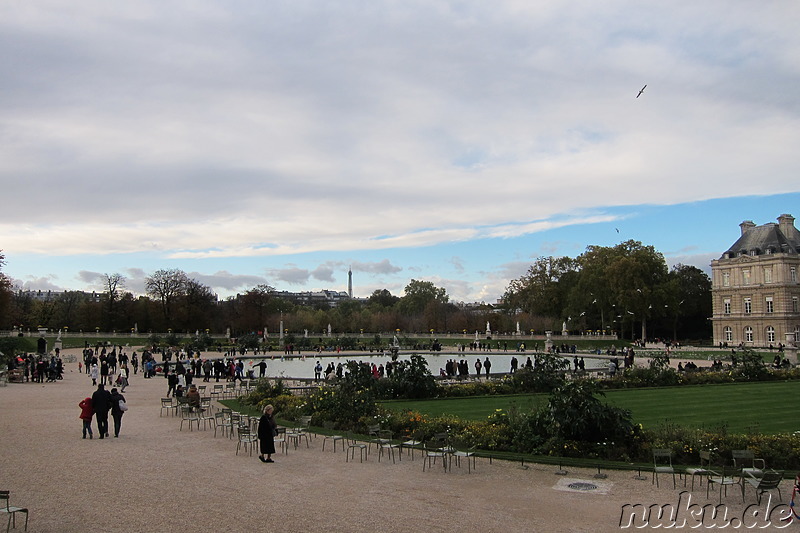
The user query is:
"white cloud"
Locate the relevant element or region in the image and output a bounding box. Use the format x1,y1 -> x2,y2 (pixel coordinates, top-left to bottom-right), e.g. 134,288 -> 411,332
1,1 -> 799,302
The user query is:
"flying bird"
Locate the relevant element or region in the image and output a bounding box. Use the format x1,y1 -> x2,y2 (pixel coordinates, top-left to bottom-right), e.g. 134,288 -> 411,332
637,85 -> 647,98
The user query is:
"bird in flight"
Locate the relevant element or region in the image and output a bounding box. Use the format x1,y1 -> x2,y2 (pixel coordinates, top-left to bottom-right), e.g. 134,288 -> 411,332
637,85 -> 647,98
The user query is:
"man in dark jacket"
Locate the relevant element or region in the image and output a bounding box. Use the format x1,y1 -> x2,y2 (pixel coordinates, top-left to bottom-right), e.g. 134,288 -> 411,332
91,384 -> 112,439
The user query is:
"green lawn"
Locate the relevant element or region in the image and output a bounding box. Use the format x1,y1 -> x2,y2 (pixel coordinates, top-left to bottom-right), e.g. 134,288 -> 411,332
383,381 -> 800,434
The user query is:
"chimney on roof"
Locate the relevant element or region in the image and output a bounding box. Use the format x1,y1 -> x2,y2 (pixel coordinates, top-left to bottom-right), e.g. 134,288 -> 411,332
777,213 -> 795,236
740,220 -> 756,235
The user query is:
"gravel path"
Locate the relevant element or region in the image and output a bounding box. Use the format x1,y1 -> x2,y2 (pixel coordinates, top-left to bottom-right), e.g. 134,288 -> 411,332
0,349 -> 778,532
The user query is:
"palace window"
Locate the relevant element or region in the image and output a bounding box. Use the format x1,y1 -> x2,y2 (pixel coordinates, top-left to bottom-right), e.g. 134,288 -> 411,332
723,298 -> 731,314
766,296 -> 774,314
766,326 -> 776,343
764,268 -> 772,284
745,326 -> 753,342
722,271 -> 730,287
724,326 -> 733,342
742,269 -> 751,285
791,267 -> 797,283
793,296 -> 798,313
744,297 -> 751,314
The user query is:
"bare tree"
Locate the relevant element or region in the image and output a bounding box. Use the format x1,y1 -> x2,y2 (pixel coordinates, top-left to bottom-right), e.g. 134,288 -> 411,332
102,273 -> 126,328
0,251 -> 11,327
145,268 -> 188,323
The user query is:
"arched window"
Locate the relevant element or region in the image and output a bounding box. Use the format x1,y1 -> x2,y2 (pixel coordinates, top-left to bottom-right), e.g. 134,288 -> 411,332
724,326 -> 733,342
744,326 -> 753,343
766,326 -> 775,343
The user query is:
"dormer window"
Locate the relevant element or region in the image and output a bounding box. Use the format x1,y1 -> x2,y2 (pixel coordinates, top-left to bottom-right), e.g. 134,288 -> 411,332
750,249 -> 758,256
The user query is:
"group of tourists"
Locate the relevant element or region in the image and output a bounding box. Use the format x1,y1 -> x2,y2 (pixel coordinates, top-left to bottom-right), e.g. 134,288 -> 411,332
6,352 -> 64,382
78,383 -> 127,439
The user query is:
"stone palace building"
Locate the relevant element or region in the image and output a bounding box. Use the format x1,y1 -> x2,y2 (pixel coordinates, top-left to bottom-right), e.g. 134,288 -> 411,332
711,214 -> 800,347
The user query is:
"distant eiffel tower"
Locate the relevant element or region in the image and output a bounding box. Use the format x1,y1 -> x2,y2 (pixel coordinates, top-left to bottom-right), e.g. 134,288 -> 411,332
348,267 -> 353,298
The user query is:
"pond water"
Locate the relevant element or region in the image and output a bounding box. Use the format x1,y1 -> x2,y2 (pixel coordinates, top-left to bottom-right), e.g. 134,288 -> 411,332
232,351 -> 609,380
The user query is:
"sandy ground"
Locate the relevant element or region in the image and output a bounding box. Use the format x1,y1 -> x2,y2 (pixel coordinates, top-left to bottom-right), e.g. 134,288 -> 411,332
0,349 -> 791,532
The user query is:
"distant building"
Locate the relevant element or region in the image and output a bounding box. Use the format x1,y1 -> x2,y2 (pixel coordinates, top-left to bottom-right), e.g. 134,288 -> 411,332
16,289 -> 103,303
710,214 -> 800,347
272,289 -> 352,308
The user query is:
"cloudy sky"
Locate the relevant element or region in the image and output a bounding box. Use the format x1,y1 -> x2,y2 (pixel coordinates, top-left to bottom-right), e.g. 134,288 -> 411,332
2,1 -> 799,303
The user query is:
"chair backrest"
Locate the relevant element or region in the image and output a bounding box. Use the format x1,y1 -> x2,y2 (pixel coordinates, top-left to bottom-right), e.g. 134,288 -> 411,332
732,449 -> 754,468
653,449 -> 672,466
0,490 -> 9,507
367,424 -> 380,435
757,471 -> 782,488
378,429 -> 393,440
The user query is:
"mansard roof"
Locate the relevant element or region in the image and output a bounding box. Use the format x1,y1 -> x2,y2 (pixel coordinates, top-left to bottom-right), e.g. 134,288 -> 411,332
722,222 -> 800,258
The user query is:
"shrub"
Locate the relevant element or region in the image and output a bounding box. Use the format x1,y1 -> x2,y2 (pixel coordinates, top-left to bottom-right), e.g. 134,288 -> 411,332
373,354 -> 440,399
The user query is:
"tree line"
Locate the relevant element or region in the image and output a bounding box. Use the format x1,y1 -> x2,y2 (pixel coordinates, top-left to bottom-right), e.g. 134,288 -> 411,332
0,241 -> 712,341
503,240 -> 712,341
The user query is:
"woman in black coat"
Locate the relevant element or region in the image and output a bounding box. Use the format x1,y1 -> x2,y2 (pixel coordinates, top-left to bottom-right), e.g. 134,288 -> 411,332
257,404 -> 277,463
109,387 -> 127,438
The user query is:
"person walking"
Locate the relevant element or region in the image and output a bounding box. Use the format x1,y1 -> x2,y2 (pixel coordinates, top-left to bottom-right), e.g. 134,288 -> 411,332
90,363 -> 99,386
119,364 -> 129,392
484,357 -> 491,378
100,360 -> 109,386
109,387 -> 127,438
91,384 -> 112,439
257,404 -> 277,463
78,397 -> 94,439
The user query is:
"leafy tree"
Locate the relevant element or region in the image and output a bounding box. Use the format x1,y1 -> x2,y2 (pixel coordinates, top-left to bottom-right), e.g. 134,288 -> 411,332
661,264 -> 712,340
573,241 -> 668,339
181,278 -> 216,331
145,268 -> 188,323
505,256 -> 579,327
397,279 -> 449,316
368,289 -> 399,309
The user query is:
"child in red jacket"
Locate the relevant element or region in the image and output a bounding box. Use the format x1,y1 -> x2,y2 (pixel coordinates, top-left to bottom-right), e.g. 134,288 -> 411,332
79,397 -> 94,439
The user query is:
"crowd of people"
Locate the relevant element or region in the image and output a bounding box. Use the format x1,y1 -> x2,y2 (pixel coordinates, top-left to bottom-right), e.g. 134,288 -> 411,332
6,352 -> 64,382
